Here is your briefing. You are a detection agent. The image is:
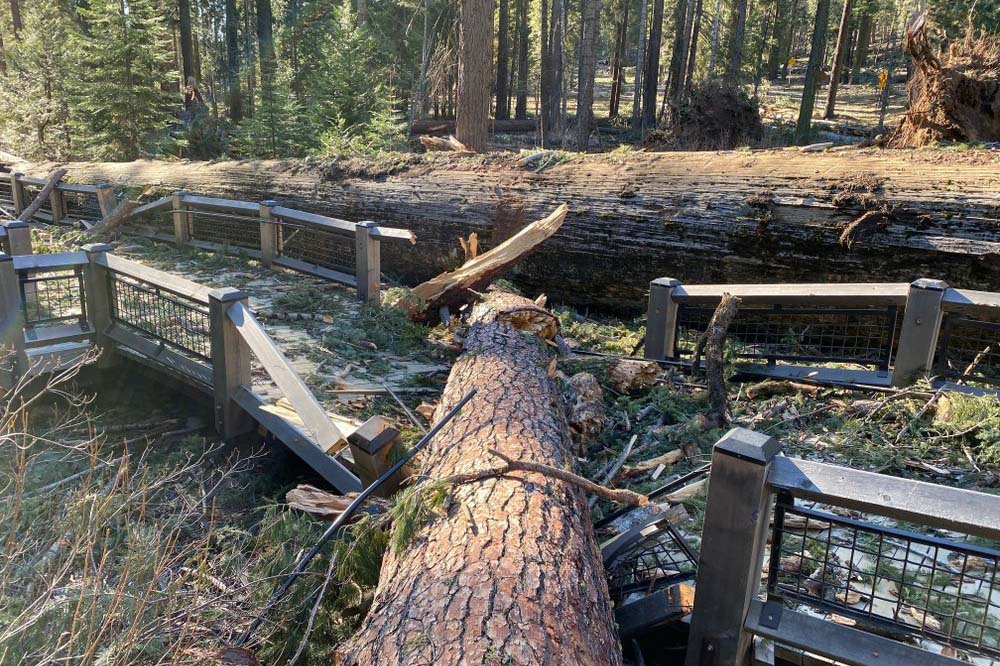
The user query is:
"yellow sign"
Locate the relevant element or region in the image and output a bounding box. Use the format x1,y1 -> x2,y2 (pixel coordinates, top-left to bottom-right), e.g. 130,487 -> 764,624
878,69 -> 889,90
788,57 -> 797,67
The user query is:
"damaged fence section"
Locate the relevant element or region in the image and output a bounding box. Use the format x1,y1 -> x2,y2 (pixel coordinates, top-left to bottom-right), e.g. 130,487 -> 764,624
686,427 -> 1000,666
645,277 -> 1000,392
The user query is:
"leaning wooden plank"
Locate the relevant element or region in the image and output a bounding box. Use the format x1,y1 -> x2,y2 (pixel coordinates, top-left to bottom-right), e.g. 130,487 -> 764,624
17,168 -> 67,222
399,203 -> 568,321
337,292 -> 622,665
86,198 -> 138,237
180,194 -> 260,213
234,387 -> 362,492
130,195 -> 173,217
226,301 -> 347,452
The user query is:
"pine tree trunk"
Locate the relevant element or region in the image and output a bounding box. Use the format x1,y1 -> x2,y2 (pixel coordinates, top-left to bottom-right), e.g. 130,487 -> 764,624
850,9 -> 871,83
726,0 -> 749,82
496,0 -> 511,120
540,0 -> 552,140
9,0 -> 21,38
632,0 -> 649,125
457,0 -> 493,152
641,0 -> 665,129
178,0 -> 196,89
515,0 -> 529,119
706,0 -> 722,77
779,0 -> 800,79
823,0 -> 851,119
794,0 -> 831,142
766,0 -> 788,79
666,0 -> 690,105
550,0 -> 565,134
576,0 -> 601,150
684,0 -> 703,93
609,0 -> 629,118
335,293 -> 623,666
225,0 -> 243,122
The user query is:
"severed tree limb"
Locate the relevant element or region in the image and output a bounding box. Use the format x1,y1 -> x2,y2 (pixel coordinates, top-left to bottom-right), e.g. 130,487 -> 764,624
86,198 -> 138,237
444,447 -> 649,507
695,293 -> 741,427
17,168 -> 67,222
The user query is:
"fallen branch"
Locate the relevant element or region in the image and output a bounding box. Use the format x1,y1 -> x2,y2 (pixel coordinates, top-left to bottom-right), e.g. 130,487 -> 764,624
87,198 -> 139,237
446,448 -> 650,507
418,134 -> 469,152
694,293 -> 741,427
839,208 -> 891,249
589,434 -> 638,508
17,168 -> 67,222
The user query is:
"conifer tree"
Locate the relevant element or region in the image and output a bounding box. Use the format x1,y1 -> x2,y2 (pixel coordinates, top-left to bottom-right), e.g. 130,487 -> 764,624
70,0 -> 177,160
0,2 -> 77,159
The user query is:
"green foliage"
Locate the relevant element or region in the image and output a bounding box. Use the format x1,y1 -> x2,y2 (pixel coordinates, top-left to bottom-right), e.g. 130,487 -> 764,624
69,0 -> 178,160
388,480 -> 450,554
231,74 -> 318,159
0,2 -> 76,160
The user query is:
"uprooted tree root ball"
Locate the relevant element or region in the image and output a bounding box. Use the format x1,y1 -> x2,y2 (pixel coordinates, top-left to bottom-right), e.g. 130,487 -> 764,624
890,20 -> 1000,147
648,81 -> 765,150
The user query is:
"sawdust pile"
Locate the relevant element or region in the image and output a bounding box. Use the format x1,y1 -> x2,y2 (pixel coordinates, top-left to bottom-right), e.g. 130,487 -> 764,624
890,15 -> 1000,147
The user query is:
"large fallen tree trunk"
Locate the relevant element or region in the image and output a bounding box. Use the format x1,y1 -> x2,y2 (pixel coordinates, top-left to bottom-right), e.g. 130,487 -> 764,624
336,292 -> 622,665
10,149 -> 1000,309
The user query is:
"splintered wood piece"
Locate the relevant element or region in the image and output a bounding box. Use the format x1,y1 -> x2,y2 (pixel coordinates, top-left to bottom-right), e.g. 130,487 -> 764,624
566,371 -> 606,446
336,292 -> 623,666
418,134 -> 470,152
286,484 -> 386,520
400,204 -> 568,322
624,449 -> 684,476
607,358 -> 661,393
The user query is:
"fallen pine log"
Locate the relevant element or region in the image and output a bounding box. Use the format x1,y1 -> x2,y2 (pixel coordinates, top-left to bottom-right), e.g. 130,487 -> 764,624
336,292 -> 623,665
11,149 -> 1000,309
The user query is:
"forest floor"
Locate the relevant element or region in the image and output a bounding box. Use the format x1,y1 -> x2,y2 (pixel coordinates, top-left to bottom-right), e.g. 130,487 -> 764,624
2,224 -> 998,664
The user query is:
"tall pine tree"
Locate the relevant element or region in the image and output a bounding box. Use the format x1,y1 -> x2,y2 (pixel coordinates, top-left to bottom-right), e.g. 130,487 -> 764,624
71,0 -> 177,160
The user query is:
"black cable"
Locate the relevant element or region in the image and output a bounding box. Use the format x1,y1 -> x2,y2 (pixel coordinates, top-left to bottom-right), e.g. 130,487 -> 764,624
236,388 -> 478,646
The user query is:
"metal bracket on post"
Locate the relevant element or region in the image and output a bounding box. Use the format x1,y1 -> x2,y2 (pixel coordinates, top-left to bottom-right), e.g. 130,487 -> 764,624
3,221 -> 32,257
348,416 -> 403,497
0,253 -> 28,387
49,186 -> 66,224
892,278 -> 948,388
172,190 -> 192,246
259,200 -> 278,268
95,184 -> 117,219
208,287 -> 254,439
355,221 -> 380,304
9,173 -> 26,217
684,427 -> 782,666
644,277 -> 682,361
81,243 -> 117,368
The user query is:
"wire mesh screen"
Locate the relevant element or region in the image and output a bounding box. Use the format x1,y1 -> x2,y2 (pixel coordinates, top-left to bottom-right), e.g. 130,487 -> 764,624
0,179 -> 14,211
20,184 -> 53,219
605,519 -> 698,607
936,314 -> 1000,387
187,209 -> 261,251
767,494 -> 1000,660
674,304 -> 899,370
63,191 -> 103,223
20,269 -> 87,328
134,210 -> 175,236
108,271 -> 211,361
279,221 -> 355,273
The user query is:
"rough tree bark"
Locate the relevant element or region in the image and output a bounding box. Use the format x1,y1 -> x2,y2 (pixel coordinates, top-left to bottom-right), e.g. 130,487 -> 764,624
335,293 -> 623,665
823,0 -> 853,119
641,0 -> 665,129
726,0 -> 749,82
224,0 -> 243,123
178,0 -> 196,87
576,0 -> 601,150
496,0 -> 511,121
795,0 -> 831,142
457,0 -> 493,152
609,0 -> 629,118
850,9 -> 872,84
16,151 -> 1000,310
514,0 -> 529,120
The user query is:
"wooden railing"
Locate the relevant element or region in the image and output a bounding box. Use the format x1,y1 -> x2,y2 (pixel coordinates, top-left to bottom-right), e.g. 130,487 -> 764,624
115,191 -> 415,303
645,278 -> 1000,391
0,240 -> 403,493
685,427 -> 1000,666
0,171 -> 116,225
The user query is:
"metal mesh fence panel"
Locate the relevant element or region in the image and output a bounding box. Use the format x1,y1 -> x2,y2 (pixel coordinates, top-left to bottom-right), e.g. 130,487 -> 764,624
188,210 -> 261,251
767,494 -> 1000,660
108,270 -> 211,360
20,268 -> 86,328
605,520 -> 698,607
279,221 -> 355,273
936,313 -> 1000,387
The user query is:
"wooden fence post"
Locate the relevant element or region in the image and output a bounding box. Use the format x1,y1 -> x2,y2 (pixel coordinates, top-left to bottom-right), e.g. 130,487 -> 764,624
3,221 -> 32,256
95,184 -> 117,218
0,253 -> 28,387
208,287 -> 254,439
348,415 -> 403,495
644,277 -> 681,361
81,243 -> 117,368
892,278 -> 948,388
10,173 -> 26,216
49,186 -> 66,224
685,427 -> 781,666
172,190 -> 192,246
355,221 -> 380,303
259,200 -> 278,268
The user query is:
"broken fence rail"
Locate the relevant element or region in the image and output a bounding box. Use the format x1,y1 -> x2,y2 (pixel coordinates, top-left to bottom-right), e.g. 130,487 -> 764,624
644,277 -> 1000,392
686,427 -> 1000,666
0,242 -> 401,493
